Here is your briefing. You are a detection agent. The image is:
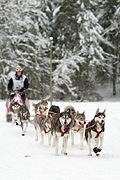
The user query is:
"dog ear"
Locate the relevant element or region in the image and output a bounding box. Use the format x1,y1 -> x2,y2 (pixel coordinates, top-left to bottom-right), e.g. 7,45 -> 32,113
103,109 -> 106,116
83,111 -> 85,115
96,108 -> 99,115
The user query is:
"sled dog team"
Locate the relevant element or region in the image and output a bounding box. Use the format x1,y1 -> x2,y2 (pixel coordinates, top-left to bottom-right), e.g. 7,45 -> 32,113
10,99 -> 106,157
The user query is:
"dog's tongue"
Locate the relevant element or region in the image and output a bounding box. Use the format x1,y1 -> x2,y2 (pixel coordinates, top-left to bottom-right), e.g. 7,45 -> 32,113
96,121 -> 99,123
79,124 -> 83,129
61,125 -> 66,132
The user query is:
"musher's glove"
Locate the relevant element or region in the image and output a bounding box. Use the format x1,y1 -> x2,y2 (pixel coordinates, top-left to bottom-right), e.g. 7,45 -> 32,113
20,88 -> 25,92
10,91 -> 15,96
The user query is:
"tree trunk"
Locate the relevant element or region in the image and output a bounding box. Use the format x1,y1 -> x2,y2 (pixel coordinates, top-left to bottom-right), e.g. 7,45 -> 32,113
112,60 -> 117,96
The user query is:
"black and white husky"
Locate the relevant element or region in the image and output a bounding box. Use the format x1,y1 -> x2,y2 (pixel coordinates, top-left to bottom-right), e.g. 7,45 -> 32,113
11,101 -> 21,125
85,108 -> 106,156
19,105 -> 30,136
51,111 -> 75,156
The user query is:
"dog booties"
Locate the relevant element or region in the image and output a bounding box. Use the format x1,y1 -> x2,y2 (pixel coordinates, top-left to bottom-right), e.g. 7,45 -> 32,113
93,147 -> 102,154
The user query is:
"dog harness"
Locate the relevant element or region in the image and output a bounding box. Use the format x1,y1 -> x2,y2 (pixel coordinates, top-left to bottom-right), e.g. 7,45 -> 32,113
94,128 -> 104,138
60,126 -> 69,136
36,113 -> 51,134
44,129 -> 50,134
7,94 -> 23,113
87,120 -> 104,138
40,113 -> 46,119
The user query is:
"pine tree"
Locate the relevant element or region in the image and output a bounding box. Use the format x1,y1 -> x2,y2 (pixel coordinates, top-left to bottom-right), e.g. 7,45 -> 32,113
51,0 -> 108,101
98,0 -> 120,95
0,0 -> 50,99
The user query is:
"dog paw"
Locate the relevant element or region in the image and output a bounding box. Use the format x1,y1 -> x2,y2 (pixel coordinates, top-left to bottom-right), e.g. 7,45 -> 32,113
93,147 -> 98,153
64,152 -> 68,155
88,154 -> 92,156
71,143 -> 74,146
97,148 -> 102,152
96,153 -> 100,156
80,147 -> 84,150
93,147 -> 102,154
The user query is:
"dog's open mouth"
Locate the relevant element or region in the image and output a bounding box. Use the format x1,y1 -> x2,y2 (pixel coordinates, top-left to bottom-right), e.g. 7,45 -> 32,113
96,121 -> 103,126
61,124 -> 67,132
79,124 -> 83,130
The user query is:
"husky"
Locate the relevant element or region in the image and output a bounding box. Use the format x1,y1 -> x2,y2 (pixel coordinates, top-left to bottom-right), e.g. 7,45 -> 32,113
32,99 -> 50,144
64,105 -> 76,115
32,99 -> 48,116
71,111 -> 86,150
11,101 -> 21,125
7,93 -> 23,124
85,108 -> 106,156
34,113 -> 51,145
48,105 -> 60,117
51,111 -> 75,156
19,105 -> 30,136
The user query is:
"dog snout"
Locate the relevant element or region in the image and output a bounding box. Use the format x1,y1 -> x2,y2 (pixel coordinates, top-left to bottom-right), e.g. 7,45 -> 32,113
45,107 -> 48,110
101,120 -> 104,123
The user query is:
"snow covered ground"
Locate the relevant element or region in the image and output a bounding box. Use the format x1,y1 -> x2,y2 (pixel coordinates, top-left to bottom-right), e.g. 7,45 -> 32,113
0,100 -> 120,180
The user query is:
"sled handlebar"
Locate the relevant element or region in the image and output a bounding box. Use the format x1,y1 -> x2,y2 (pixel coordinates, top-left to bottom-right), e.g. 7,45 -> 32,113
10,89 -> 28,96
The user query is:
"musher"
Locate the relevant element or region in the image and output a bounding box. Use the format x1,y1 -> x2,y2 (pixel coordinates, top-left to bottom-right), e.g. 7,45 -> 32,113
8,66 -> 29,104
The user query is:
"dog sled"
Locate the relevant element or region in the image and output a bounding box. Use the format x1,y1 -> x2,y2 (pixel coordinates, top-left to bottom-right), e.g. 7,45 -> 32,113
6,90 -> 30,123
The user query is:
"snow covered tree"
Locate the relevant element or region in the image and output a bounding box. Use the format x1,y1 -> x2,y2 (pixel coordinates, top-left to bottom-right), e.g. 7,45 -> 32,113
51,0 -> 109,101
97,0 -> 120,96
0,0 -> 50,99
0,0 -> 119,100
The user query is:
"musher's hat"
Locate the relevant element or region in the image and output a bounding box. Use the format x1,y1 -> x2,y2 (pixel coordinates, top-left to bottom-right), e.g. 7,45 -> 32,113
16,66 -> 22,72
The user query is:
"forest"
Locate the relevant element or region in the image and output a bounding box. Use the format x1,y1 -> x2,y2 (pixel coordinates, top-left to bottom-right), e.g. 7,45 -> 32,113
0,0 -> 120,101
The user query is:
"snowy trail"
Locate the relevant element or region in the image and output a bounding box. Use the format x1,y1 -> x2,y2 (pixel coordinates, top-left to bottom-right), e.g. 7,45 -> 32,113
0,100 -> 120,180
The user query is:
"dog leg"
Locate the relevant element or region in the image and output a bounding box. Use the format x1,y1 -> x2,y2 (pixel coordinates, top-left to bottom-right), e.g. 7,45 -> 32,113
99,136 -> 104,150
48,132 -> 51,146
12,112 -> 14,125
95,138 -> 99,146
61,136 -> 68,155
24,121 -> 28,133
40,131 -> 44,144
35,125 -> 39,141
52,132 -> 56,147
52,136 -> 55,147
61,137 -> 65,154
55,135 -> 59,156
16,115 -> 21,126
21,123 -> 25,136
92,137 -> 102,156
87,136 -> 92,156
71,131 -> 74,146
80,131 -> 84,150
